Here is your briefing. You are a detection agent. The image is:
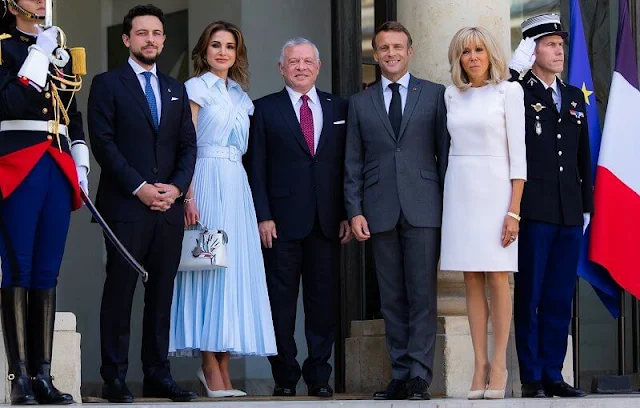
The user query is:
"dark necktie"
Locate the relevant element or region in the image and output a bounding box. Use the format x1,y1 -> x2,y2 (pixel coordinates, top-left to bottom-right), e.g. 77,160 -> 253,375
300,94 -> 315,156
547,87 -> 559,112
388,83 -> 402,137
143,71 -> 159,130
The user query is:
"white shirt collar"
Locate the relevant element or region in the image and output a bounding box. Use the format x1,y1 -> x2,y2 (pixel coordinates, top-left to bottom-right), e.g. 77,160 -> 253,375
532,72 -> 559,95
286,85 -> 319,106
128,57 -> 157,78
381,71 -> 411,91
200,72 -> 241,91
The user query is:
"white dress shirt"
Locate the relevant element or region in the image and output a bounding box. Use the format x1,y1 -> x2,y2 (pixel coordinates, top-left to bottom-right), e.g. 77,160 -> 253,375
128,58 -> 162,195
381,71 -> 411,114
533,72 -> 561,111
286,85 -> 323,151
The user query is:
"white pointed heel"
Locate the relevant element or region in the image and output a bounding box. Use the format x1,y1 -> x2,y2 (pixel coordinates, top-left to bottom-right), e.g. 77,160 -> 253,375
467,389 -> 485,400
484,369 -> 508,400
196,368 -> 234,398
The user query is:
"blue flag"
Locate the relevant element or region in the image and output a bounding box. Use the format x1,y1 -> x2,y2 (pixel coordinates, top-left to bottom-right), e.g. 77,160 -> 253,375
568,0 -> 621,318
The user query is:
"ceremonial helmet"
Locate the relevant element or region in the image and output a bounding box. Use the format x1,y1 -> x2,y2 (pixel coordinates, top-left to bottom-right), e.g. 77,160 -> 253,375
0,0 -> 46,32
521,13 -> 569,41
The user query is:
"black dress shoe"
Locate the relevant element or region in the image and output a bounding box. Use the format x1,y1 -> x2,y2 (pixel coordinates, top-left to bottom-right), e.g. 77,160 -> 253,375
273,385 -> 296,397
521,381 -> 547,398
373,379 -> 408,400
308,383 -> 333,398
142,377 -> 197,402
102,379 -> 134,403
543,380 -> 587,397
407,376 -> 431,400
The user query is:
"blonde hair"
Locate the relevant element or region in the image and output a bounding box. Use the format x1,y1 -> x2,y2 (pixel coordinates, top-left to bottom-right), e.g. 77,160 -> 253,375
448,27 -> 509,89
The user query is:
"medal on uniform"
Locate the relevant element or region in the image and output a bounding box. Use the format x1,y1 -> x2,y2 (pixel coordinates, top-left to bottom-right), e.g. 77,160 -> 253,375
535,120 -> 542,135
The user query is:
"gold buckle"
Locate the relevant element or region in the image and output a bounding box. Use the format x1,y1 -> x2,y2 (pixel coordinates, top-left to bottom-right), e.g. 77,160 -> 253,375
48,120 -> 56,134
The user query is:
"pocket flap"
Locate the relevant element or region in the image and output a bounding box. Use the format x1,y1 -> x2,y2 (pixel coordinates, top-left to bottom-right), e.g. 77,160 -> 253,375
420,169 -> 439,181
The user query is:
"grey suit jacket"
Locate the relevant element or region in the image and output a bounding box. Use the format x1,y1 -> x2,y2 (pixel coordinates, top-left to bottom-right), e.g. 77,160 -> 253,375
344,75 -> 450,234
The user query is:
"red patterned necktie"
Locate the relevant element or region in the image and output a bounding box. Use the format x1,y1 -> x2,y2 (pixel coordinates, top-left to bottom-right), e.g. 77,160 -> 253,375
300,94 -> 315,156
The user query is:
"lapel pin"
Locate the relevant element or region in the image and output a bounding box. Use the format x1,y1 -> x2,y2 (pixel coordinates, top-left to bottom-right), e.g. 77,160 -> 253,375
531,103 -> 546,112
168,88 -> 172,93
412,87 -> 417,91
571,101 -> 577,108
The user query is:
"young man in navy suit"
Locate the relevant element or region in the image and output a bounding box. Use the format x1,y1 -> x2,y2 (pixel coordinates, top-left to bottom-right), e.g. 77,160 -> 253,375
245,38 -> 352,398
88,5 -> 196,403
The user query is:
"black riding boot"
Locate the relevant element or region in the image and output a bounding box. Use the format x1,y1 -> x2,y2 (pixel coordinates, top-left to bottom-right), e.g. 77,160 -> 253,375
27,288 -> 73,405
1,287 -> 37,405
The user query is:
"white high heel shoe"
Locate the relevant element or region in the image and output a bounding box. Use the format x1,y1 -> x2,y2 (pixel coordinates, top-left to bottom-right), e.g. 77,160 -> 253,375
468,368 -> 489,400
196,368 -> 234,398
484,369 -> 508,400
227,389 -> 247,397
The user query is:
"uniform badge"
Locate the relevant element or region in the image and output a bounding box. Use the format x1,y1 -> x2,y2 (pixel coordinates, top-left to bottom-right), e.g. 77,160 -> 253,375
527,77 -> 538,86
531,103 -> 546,112
535,120 -> 543,135
569,109 -> 585,119
571,101 -> 577,108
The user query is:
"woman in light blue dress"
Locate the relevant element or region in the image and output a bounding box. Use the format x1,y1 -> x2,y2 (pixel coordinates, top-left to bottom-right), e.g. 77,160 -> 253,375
169,21 -> 276,397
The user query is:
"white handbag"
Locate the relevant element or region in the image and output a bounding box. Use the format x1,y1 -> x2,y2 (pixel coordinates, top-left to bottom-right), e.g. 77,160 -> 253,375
178,222 -> 228,271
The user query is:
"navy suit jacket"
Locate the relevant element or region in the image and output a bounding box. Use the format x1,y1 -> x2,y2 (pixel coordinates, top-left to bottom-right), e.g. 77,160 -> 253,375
88,63 -> 196,225
245,88 -> 348,241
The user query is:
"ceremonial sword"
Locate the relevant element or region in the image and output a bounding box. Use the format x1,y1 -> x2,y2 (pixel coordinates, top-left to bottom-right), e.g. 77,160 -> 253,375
43,1 -> 149,282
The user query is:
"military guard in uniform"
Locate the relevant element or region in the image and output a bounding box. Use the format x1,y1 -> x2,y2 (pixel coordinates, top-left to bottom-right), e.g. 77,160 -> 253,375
0,0 -> 88,404
508,13 -> 592,398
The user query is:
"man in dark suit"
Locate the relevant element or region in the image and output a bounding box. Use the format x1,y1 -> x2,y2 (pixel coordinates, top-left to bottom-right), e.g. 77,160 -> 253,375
87,5 -> 196,403
245,37 -> 351,398
344,22 -> 449,400
509,14 -> 592,399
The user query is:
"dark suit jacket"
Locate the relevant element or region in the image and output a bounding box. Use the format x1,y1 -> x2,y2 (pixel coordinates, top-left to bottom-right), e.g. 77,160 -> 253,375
88,63 -> 196,225
245,88 -> 348,242
344,75 -> 449,234
511,69 -> 593,226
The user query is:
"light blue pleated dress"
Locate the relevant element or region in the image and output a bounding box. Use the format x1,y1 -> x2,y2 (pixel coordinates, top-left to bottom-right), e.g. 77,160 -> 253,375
169,72 -> 277,357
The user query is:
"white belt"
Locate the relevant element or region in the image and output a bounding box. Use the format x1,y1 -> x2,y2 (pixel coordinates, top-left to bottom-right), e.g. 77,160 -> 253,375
197,145 -> 241,162
0,120 -> 68,137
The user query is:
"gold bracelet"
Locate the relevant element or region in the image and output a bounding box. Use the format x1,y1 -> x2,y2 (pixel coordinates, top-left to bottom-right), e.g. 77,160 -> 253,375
507,212 -> 521,222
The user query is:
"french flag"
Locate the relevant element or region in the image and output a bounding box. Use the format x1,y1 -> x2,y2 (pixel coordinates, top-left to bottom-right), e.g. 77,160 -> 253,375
589,0 -> 640,298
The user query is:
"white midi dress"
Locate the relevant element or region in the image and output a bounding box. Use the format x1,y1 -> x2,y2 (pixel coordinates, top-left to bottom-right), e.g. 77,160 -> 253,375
440,81 -> 526,272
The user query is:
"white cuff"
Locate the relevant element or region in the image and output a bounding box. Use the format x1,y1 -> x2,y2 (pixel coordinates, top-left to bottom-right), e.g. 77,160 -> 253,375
70,142 -> 90,174
17,46 -> 50,89
133,181 -> 146,196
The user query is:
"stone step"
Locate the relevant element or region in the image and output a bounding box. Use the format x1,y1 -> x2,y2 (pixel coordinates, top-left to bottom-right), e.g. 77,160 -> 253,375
79,395 -> 640,407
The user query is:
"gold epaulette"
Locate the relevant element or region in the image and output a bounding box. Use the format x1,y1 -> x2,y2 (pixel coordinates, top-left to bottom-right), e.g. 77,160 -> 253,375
0,33 -> 12,65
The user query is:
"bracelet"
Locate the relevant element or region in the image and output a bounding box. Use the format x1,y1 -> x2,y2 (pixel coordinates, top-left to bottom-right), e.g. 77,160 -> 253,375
507,212 -> 521,222
184,197 -> 195,203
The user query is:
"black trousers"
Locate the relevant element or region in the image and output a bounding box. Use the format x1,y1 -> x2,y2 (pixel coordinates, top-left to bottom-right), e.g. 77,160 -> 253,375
263,219 -> 340,387
99,214 -> 184,382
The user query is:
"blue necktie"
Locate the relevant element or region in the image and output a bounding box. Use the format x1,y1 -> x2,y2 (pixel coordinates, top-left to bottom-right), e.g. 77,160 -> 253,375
142,71 -> 159,130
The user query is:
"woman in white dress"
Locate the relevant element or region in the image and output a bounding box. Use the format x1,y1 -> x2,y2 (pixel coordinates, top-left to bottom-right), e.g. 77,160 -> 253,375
441,27 -> 526,400
169,21 -> 276,397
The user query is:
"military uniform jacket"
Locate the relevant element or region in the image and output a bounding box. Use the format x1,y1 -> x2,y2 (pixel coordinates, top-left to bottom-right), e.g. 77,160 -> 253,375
0,28 -> 84,209
511,69 -> 593,226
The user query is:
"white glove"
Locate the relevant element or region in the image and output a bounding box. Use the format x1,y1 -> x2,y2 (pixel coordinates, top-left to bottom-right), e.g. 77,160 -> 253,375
76,166 -> 88,195
583,213 -> 591,234
509,37 -> 536,73
35,25 -> 59,56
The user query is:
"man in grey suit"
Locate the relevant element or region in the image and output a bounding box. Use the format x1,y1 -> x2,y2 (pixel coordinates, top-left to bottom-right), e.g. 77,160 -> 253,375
344,21 -> 449,400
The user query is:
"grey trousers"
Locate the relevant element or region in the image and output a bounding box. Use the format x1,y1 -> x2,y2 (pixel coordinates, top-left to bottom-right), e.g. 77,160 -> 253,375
371,213 -> 439,383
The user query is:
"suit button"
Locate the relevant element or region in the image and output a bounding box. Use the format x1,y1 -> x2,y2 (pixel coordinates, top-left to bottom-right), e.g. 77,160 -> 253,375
42,108 -> 48,114
558,151 -> 563,156
46,135 -> 52,140
44,92 -> 51,99
396,148 -> 401,152
314,159 -> 319,163
536,116 -> 540,120
152,168 -> 158,174
559,166 -> 564,172
578,120 -> 582,125
558,118 -> 562,123
557,134 -> 562,139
